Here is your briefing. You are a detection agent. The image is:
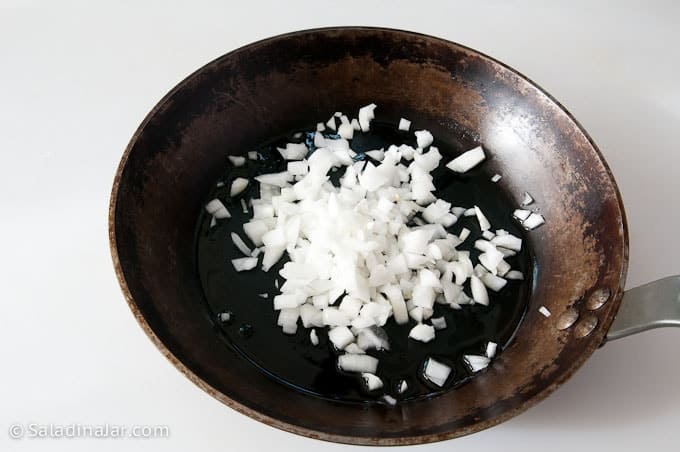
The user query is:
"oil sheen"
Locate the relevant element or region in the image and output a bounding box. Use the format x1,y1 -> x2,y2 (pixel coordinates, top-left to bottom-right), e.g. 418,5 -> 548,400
195,122 -> 531,404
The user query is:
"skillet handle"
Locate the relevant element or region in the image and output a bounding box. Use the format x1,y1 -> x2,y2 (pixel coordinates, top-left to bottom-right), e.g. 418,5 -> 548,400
606,275 -> 680,341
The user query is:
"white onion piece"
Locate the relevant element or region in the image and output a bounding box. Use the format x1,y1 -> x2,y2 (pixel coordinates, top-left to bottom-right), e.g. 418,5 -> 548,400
431,317 -> 447,330
482,230 -> 495,240
423,357 -> 451,387
338,122 -> 354,139
310,329 -> 319,345
258,293 -> 268,299
513,209 -> 531,221
351,118 -> 361,131
358,103 -> 377,131
328,326 -> 355,350
255,172 -> 293,187
458,227 -> 470,241
474,205 -> 491,231
409,324 -> 435,343
362,373 -> 384,391
228,156 -> 246,166
486,341 -> 497,358
521,191 -> 534,206
382,284 -> 408,324
357,327 -> 390,351
491,234 -> 522,251
231,232 -> 252,256
231,257 -> 257,272
277,143 -> 308,160
446,146 -> 485,173
205,199 -> 231,219
398,118 -> 411,131
316,122 -> 325,132
481,273 -> 507,292
505,270 -> 524,280
491,174 -> 502,182
326,116 -> 337,131
345,343 -> 365,354
523,212 -> 545,230
230,177 -> 249,197
539,306 -> 551,317
414,130 -> 433,149
398,379 -> 409,393
338,354 -> 378,373
248,151 -> 258,160
470,275 -> 489,305
464,354 -> 490,372
463,208 -> 476,217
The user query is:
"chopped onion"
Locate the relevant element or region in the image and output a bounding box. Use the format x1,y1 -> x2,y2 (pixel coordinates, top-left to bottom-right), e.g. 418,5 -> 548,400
398,118 -> 411,131
231,232 -> 252,256
328,326 -> 355,350
232,257 -> 257,272
326,116 -> 337,131
316,122 -> 325,132
464,354 -> 490,372
474,205 -> 491,231
258,293 -> 269,299
382,395 -> 397,405
248,151 -> 258,160
446,146 -> 485,173
491,174 -> 502,183
523,212 -> 545,230
423,357 -> 451,387
505,270 -> 524,280
539,306 -> 551,317
230,177 -> 249,197
414,130 -> 433,149
205,198 -> 231,219
277,143 -> 308,160
358,103 -> 377,131
521,191 -> 534,206
409,324 -> 435,343
513,209 -> 531,221
362,372 -> 384,391
338,354 -> 378,373
491,234 -> 522,251
310,329 -> 319,345
486,341 -> 497,358
470,275 -> 489,305
431,317 -> 447,330
397,379 -> 409,393
240,198 -> 248,213
228,155 -> 246,166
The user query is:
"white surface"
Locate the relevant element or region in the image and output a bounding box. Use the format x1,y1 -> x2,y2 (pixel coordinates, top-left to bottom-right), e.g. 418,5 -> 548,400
1,1 -> 679,451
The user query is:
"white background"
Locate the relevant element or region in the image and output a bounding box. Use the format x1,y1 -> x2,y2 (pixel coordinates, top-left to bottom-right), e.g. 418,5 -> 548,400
1,1 -> 679,451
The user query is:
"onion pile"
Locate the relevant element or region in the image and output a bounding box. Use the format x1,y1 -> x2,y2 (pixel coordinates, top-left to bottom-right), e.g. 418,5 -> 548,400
206,104 -> 545,397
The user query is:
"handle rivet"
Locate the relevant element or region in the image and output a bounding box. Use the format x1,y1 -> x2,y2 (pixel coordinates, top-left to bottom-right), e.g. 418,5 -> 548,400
586,288 -> 611,310
557,308 -> 579,330
575,314 -> 598,338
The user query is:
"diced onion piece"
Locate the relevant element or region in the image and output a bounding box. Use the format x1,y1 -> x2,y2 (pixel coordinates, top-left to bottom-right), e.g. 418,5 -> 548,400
228,156 -> 246,166
505,270 -> 524,280
431,317 -> 447,330
345,343 -> 365,354
338,354 -> 378,373
458,227 -> 471,241
464,354 -> 490,372
446,146 -> 485,173
232,257 -> 257,272
423,357 -> 451,387
481,273 -> 507,292
258,293 -> 268,299
277,142 -> 308,160
474,205 -> 491,231
255,172 -> 293,187
382,284 -> 408,324
470,275 -> 489,305
491,174 -> 502,183
397,379 -> 409,393
539,306 -> 551,317
382,395 -> 397,406
358,103 -> 377,131
316,122 -> 325,132
357,326 -> 390,351
231,232 -> 252,256
486,341 -> 497,358
414,130 -> 433,149
398,118 -> 411,131
521,191 -> 534,206
482,230 -> 495,240
310,329 -> 319,345
247,151 -> 258,160
205,199 -> 231,219
326,116 -> 337,131
513,209 -> 531,221
230,177 -> 249,197
328,326 -> 355,350
491,234 -> 522,251
338,122 -> 354,139
409,324 -> 435,343
362,372 -> 384,391
523,212 -> 545,230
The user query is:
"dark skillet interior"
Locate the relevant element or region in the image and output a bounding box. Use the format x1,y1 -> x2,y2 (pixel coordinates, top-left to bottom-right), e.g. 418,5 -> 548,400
111,28 -> 627,445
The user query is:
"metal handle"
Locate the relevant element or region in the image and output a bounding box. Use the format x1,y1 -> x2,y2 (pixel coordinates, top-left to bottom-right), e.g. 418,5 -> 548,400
606,275 -> 680,341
